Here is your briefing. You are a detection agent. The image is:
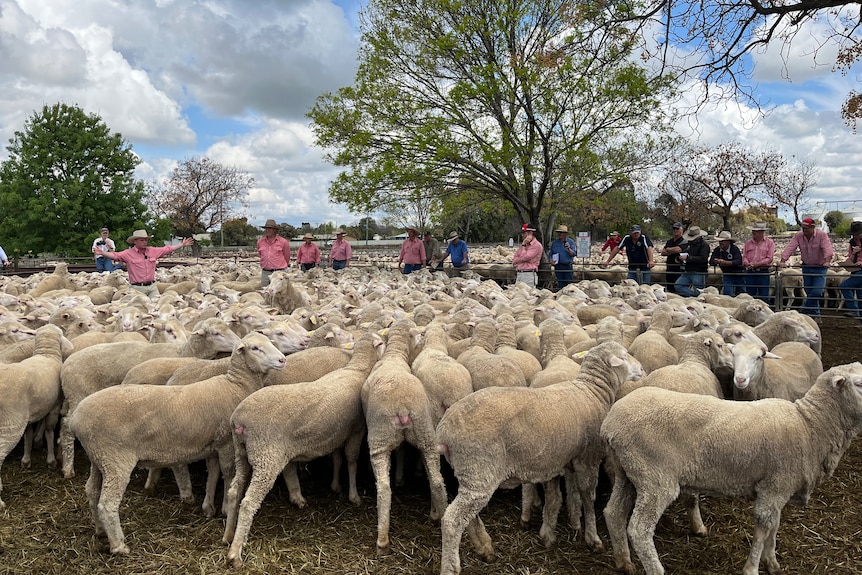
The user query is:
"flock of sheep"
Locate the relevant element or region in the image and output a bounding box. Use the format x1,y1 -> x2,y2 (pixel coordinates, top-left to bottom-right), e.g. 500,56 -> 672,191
0,253 -> 860,575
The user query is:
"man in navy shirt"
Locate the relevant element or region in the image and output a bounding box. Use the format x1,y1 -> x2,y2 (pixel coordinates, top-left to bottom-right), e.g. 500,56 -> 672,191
549,224 -> 577,290
601,224 -> 655,284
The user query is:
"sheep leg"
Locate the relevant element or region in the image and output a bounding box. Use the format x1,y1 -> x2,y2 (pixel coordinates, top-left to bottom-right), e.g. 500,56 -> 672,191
538,477 -> 562,548
281,462 -> 307,508
21,424 -> 34,469
96,461 -> 135,555
519,483 -> 537,528
200,458 -> 220,517
682,493 -> 708,536
563,468 -> 583,533
329,448 -> 343,494
83,463 -> 105,536
344,431 -> 364,505
419,445 -> 448,522
571,459 -> 603,551
743,499 -> 784,575
217,446 -> 236,517
440,489 -> 495,575
603,464 -> 637,575
223,439 -> 251,545
43,406 -> 60,469
225,459 -> 284,568
627,486 -> 678,575
369,450 -> 394,555
59,413 -> 76,478
144,468 -> 162,495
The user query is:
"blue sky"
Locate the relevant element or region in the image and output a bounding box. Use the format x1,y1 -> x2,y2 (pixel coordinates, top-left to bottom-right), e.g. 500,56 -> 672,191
0,0 -> 860,231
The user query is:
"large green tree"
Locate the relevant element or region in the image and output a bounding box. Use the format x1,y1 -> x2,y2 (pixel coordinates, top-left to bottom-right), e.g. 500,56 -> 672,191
0,103 -> 148,255
309,0 -> 678,244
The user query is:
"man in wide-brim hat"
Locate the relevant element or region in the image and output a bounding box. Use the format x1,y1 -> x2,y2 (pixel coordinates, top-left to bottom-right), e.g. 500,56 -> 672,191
549,223 -> 576,290
398,225 -> 426,274
675,225 -> 710,297
742,221 -> 775,303
257,219 -> 291,288
99,229 -> 194,298
438,230 -> 469,276
710,230 -> 745,296
296,232 -> 320,272
329,228 -> 352,270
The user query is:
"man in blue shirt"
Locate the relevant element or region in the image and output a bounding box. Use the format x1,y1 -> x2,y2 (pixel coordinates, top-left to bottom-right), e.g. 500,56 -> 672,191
440,231 -> 469,276
549,224 -> 577,290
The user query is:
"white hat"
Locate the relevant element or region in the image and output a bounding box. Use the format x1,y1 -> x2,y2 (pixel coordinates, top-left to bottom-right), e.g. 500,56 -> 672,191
682,225 -> 708,241
127,229 -> 150,243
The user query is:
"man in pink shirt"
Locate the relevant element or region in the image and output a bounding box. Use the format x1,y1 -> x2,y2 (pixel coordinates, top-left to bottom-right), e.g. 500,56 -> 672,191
512,223 -> 543,288
296,233 -> 321,271
328,228 -> 352,270
257,219 -> 291,288
398,226 -> 426,274
742,221 -> 776,304
101,229 -> 194,298
779,217 -> 834,319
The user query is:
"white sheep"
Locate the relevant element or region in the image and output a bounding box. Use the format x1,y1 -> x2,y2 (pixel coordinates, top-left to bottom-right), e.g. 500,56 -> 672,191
362,319 -> 449,556
411,320 -> 474,424
722,310 -> 821,356
731,340 -> 823,401
69,332 -> 286,555
58,317 -> 242,478
601,363 -> 862,575
436,342 -> 643,575
494,313 -> 542,384
626,302 -> 679,374
457,318 -> 527,390
0,324 -> 71,510
222,332 -> 386,567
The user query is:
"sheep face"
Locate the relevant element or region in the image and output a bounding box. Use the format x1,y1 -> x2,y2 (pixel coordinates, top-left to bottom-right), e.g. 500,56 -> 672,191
731,341 -> 781,390
703,333 -> 734,371
235,332 -> 287,372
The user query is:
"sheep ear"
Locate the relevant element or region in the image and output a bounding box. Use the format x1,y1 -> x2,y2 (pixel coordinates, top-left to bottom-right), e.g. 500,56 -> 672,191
765,351 -> 781,359
609,355 -> 624,367
830,374 -> 847,388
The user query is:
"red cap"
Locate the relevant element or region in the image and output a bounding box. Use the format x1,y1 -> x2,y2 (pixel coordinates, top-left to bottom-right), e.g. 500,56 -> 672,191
801,218 -> 815,227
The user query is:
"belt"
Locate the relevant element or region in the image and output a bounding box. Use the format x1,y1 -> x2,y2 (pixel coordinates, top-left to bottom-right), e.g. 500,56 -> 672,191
131,281 -> 154,286
333,259 -> 347,263
517,269 -> 537,273
262,268 -> 285,272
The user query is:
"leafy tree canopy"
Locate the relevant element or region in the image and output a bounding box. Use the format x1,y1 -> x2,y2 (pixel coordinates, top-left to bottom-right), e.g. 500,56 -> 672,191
0,103 -> 149,256
309,0 -> 679,245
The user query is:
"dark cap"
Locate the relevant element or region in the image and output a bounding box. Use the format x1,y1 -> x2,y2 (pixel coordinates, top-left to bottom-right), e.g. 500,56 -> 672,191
521,223 -> 537,232
423,231 -> 432,236
630,225 -> 641,233
672,222 -> 682,229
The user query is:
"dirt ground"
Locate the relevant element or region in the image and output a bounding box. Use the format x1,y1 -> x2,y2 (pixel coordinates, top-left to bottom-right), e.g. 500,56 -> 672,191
0,316 -> 861,575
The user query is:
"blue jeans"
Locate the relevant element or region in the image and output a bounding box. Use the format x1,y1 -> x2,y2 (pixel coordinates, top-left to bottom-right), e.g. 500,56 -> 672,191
402,263 -> 422,274
721,270 -> 746,296
627,265 -> 650,285
745,271 -> 771,303
331,260 -> 347,270
95,257 -> 115,272
675,272 -> 705,297
554,264 -> 574,290
840,271 -> 862,317
801,266 -> 827,316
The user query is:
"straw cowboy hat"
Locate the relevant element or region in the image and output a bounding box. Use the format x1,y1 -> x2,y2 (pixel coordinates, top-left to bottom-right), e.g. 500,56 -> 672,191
715,230 -> 736,242
302,233 -> 316,240
682,225 -> 708,241
127,229 -> 150,243
406,225 -> 419,233
746,221 -> 769,231
334,228 -> 346,235
262,219 -> 278,229
448,231 -> 459,240
555,224 -> 569,233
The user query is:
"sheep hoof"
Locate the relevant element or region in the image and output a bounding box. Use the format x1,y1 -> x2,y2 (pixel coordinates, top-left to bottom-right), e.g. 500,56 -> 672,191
20,460 -> 31,470
0,500 -> 6,512
691,525 -> 708,537
227,553 -> 243,568
616,559 -> 636,575
62,469 -> 75,480
202,504 -> 216,518
585,537 -> 604,552
110,543 -> 130,555
46,459 -> 58,470
376,543 -> 391,556
348,494 -> 362,506
289,495 -> 307,509
475,543 -> 495,563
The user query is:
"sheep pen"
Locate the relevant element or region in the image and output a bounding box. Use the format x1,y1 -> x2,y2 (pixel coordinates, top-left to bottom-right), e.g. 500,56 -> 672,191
0,321 -> 860,575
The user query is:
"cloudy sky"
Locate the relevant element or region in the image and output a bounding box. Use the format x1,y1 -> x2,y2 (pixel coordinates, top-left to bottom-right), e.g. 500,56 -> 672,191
1,0 -> 860,231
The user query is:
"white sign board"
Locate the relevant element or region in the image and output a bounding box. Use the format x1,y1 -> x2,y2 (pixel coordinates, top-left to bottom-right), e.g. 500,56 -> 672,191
577,232 -> 591,259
